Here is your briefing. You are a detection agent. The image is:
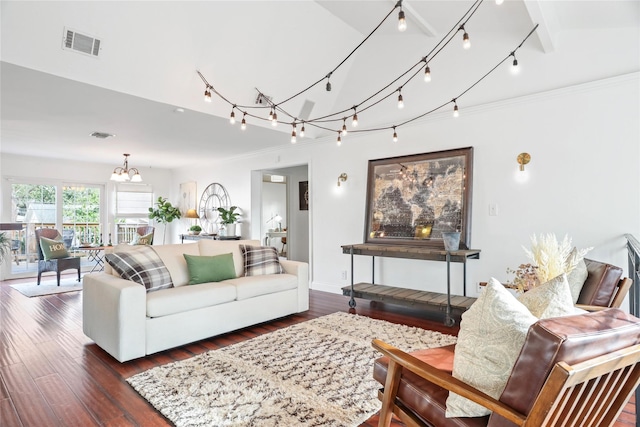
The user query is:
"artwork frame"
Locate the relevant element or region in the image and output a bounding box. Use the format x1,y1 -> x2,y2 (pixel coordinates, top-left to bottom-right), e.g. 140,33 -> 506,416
299,181 -> 309,211
363,147 -> 474,249
179,181 -> 197,214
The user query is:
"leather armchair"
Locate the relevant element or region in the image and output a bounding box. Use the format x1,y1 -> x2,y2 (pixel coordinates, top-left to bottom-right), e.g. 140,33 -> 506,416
373,309 -> 640,427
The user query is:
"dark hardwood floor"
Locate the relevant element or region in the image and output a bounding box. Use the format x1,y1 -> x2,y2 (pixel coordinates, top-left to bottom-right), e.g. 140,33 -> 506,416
0,274 -> 635,426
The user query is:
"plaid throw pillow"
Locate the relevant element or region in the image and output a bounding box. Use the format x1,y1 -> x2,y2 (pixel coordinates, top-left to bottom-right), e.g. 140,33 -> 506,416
240,244 -> 284,276
105,246 -> 173,292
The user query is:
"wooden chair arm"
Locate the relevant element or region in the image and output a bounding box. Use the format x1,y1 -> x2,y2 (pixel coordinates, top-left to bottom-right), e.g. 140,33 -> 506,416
575,304 -> 609,312
372,339 -> 526,425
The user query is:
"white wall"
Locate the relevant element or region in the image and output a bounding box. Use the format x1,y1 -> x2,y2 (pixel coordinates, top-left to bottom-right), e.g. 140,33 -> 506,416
171,74 -> 639,301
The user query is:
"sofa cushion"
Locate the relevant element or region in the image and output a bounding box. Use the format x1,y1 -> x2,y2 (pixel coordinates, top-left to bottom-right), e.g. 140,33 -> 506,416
105,246 -> 173,292
240,244 -> 284,276
151,243 -> 201,287
576,258 -> 623,307
40,236 -> 69,260
146,282 -> 237,318
225,274 -> 298,301
183,253 -> 236,285
199,239 -> 260,278
489,309 -> 640,427
374,345 -> 490,427
446,278 -> 537,418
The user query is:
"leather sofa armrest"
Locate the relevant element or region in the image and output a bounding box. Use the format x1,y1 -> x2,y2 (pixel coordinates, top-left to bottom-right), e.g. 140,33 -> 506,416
372,339 -> 526,426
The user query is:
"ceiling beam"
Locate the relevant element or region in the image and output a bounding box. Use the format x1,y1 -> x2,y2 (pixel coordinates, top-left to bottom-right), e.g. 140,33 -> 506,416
522,0 -> 556,53
403,0 -> 437,37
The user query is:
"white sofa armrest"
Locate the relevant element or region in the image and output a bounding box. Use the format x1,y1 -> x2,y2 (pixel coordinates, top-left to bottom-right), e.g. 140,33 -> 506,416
82,273 -> 147,362
280,259 -> 309,311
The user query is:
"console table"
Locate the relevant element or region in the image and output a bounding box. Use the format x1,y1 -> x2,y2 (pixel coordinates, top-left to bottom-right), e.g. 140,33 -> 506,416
180,234 -> 240,243
341,243 -> 480,326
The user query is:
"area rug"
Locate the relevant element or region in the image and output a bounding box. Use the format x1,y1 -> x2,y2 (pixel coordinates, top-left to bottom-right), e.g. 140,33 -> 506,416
127,312 -> 457,427
10,278 -> 82,297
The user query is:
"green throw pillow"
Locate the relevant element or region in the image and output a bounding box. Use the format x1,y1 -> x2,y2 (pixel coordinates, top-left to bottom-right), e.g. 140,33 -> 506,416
131,232 -> 153,245
40,236 -> 70,260
184,253 -> 236,285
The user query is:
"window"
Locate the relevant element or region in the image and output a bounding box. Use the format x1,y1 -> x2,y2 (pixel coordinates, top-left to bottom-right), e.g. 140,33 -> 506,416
115,183 -> 153,244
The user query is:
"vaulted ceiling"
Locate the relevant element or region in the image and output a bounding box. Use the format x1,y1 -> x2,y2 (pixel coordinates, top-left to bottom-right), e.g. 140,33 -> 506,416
1,1 -> 638,169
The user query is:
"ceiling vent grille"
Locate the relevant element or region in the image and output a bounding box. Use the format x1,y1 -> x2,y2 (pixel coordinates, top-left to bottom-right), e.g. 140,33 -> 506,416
63,27 -> 101,57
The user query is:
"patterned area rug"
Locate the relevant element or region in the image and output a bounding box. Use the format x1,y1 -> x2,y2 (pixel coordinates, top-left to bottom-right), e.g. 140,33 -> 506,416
10,278 -> 83,297
127,312 -> 457,427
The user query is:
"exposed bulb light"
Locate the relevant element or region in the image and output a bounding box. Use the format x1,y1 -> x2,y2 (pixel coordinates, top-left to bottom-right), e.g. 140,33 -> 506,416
326,74 -> 332,92
424,65 -> 431,82
398,9 -> 407,32
229,108 -> 236,125
462,26 -> 471,49
392,127 -> 398,142
272,111 -> 278,127
268,108 -> 274,121
291,127 -> 297,144
511,53 -> 520,74
397,90 -> 404,109
337,132 -> 342,146
342,119 -> 348,136
300,122 -> 305,138
204,88 -> 212,103
496,0 -> 504,4
453,101 -> 460,118
352,110 -> 359,127
241,113 -> 247,130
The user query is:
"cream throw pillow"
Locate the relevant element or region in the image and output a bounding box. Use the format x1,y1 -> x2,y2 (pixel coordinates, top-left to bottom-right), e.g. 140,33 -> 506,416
566,259 -> 588,303
518,273 -> 575,318
446,278 -> 537,418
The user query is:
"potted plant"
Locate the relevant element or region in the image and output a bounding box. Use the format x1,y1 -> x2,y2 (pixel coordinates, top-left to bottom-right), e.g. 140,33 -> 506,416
148,196 -> 181,244
189,225 -> 202,235
217,206 -> 239,236
0,232 -> 11,264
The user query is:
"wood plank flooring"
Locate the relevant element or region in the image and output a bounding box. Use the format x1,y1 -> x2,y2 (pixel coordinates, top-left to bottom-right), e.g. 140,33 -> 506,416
0,275 -> 635,426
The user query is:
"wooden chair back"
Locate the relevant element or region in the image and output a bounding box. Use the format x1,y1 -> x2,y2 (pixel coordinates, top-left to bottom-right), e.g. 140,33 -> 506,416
526,344 -> 640,426
576,277 -> 632,312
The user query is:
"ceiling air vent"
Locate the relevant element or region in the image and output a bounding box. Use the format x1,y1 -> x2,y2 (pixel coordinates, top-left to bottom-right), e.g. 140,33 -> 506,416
63,27 -> 101,57
90,132 -> 115,139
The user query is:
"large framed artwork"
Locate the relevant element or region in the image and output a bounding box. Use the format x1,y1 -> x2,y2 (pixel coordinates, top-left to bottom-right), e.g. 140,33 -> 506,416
364,147 -> 474,249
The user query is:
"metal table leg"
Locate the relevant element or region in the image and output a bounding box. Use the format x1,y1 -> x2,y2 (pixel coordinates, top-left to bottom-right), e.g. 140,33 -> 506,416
349,246 -> 356,308
444,251 -> 455,326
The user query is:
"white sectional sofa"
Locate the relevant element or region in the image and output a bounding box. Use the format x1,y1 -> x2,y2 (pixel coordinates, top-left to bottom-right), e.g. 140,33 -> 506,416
82,239 -> 309,362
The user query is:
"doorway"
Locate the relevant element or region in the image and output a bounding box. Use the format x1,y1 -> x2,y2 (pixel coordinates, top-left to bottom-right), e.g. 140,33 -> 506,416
253,165 -> 309,263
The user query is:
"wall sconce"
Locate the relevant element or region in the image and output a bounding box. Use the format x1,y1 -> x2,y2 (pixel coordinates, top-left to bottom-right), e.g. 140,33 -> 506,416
337,173 -> 348,187
517,153 -> 531,171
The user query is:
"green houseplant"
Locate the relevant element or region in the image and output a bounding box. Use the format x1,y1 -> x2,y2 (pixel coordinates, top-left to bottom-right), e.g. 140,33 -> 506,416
0,232 -> 11,264
217,206 -> 239,236
217,206 -> 239,225
148,196 -> 181,244
189,225 -> 202,235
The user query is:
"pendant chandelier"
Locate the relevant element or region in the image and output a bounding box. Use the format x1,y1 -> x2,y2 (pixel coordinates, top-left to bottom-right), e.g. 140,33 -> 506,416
110,153 -> 142,182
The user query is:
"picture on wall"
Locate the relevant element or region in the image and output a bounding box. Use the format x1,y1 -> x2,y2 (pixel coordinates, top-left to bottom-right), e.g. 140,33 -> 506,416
179,181 -> 197,214
299,181 -> 309,211
363,147 -> 473,249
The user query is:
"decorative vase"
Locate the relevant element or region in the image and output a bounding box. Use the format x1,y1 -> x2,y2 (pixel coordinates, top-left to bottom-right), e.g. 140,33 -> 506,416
225,223 -> 237,237
442,232 -> 461,251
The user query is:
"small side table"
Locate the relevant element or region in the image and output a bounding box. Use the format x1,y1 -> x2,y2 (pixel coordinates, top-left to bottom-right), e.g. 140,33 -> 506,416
77,246 -> 107,273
